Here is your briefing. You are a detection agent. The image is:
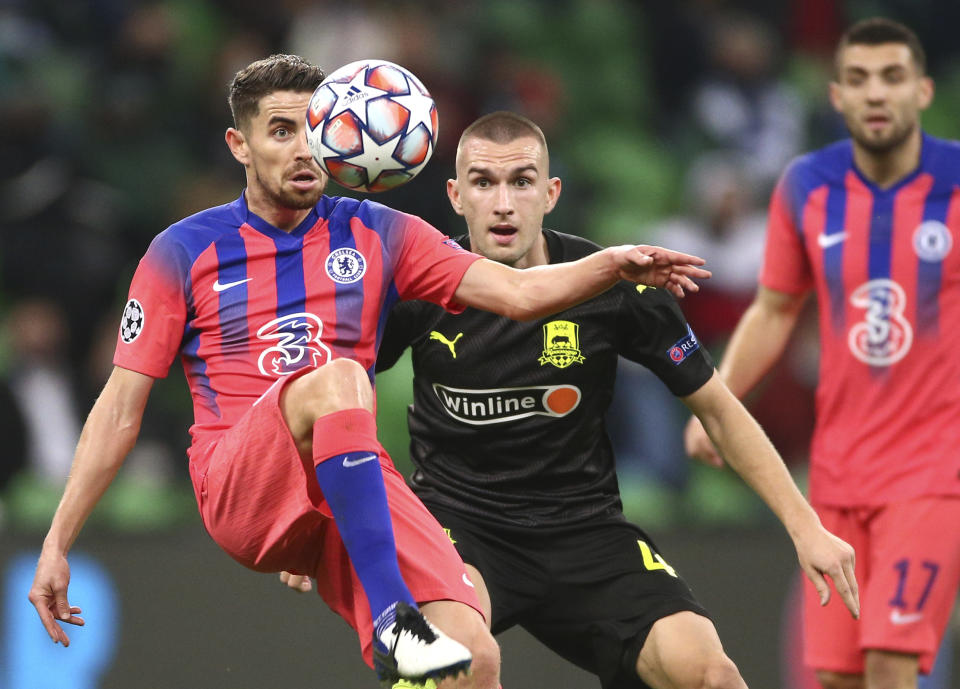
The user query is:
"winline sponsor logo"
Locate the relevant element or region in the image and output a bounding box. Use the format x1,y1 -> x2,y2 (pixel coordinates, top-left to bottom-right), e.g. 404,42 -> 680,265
432,383 -> 581,425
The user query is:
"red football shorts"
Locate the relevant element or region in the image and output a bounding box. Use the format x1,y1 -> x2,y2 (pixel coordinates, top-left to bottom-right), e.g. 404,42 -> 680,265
188,369 -> 482,665
804,496 -> 960,674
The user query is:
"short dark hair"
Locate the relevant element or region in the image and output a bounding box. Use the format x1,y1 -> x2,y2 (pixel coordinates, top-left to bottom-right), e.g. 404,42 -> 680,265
457,111 -> 548,159
836,17 -> 927,75
228,54 -> 325,130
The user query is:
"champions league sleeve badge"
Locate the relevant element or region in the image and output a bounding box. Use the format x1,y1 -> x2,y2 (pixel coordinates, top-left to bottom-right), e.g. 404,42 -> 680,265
119,299 -> 145,343
667,324 -> 700,365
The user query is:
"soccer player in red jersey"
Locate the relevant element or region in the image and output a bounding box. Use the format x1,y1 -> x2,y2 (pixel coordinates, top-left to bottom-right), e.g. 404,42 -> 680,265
26,54 -> 709,689
686,18 -> 960,689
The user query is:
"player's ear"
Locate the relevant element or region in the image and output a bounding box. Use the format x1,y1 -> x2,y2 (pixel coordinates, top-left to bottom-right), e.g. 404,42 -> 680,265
226,127 -> 250,166
828,80 -> 843,114
447,178 -> 465,216
544,177 -> 562,215
917,75 -> 934,111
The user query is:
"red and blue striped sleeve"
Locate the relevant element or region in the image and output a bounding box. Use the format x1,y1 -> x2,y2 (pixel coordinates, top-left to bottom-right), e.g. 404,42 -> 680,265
390,212 -> 482,311
760,165 -> 815,295
113,233 -> 188,378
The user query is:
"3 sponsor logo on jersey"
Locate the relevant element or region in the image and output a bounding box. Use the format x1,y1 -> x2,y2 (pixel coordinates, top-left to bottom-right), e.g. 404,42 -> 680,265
848,279 -> 912,366
666,324 -> 700,365
256,312 -> 332,375
539,320 -> 585,369
325,248 -> 366,284
433,383 -> 581,425
119,299 -> 145,343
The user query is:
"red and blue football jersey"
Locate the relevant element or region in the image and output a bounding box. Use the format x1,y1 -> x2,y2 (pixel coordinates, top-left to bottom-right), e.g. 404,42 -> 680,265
761,133 -> 960,506
113,193 -> 480,453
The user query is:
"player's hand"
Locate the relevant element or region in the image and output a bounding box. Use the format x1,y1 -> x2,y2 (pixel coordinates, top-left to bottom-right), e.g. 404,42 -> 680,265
794,523 -> 860,619
279,571 -> 312,593
610,245 -> 711,299
28,550 -> 85,646
684,416 -> 725,468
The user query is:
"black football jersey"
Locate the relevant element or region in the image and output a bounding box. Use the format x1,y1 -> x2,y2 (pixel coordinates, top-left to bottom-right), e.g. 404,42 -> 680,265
377,230 -> 715,528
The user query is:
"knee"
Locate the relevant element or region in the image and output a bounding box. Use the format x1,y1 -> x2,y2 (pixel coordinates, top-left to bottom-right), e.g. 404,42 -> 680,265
651,651 -> 743,689
698,654 -> 744,689
440,628 -> 499,689
865,649 -> 917,689
468,630 -> 500,689
816,670 -> 864,689
290,359 -> 373,417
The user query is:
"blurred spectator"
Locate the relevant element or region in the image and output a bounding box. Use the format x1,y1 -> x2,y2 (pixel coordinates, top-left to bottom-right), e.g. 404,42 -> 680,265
4,299 -> 81,485
647,151 -> 817,469
649,151 -> 767,345
690,12 -> 806,189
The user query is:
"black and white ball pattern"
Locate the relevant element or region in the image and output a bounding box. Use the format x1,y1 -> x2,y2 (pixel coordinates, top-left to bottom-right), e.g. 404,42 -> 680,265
120,299 -> 145,343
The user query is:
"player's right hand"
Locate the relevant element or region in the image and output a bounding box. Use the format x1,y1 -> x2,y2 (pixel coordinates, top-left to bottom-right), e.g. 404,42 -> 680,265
279,570 -> 312,593
28,551 -> 85,646
612,245 -> 711,299
684,415 -> 725,468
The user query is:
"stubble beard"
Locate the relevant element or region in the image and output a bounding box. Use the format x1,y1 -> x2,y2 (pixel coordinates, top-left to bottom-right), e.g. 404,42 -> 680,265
850,116 -> 917,155
256,170 -> 324,211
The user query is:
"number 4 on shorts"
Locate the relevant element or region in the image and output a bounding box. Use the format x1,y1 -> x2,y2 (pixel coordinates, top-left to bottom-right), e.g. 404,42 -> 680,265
637,540 -> 677,577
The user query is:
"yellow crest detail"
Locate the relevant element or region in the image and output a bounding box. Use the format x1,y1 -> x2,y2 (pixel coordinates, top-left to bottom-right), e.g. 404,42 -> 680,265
636,285 -> 655,294
443,527 -> 456,545
539,320 -> 585,369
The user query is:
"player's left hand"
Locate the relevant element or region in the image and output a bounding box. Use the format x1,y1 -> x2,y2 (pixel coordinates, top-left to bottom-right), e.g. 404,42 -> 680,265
794,523 -> 860,619
613,245 -> 711,299
279,570 -> 312,593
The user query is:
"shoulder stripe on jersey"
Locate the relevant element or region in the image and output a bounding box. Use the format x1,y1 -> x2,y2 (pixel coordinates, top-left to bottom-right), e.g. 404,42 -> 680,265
328,212 -> 362,356
868,192 -> 895,282
214,233 -> 251,357
822,179 -> 847,331
273,234 -> 307,319
184,245 -> 222,419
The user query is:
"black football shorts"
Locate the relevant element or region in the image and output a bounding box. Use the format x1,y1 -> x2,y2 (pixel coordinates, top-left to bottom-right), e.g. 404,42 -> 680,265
425,504 -> 711,689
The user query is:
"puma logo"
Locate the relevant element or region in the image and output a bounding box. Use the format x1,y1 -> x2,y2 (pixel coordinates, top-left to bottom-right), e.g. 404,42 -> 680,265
429,331 -> 463,358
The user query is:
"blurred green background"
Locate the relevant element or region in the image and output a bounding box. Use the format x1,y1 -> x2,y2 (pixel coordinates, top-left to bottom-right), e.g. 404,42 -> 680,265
1,1 -> 957,687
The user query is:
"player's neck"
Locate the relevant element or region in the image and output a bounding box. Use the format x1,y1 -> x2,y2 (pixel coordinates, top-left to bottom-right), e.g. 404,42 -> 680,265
513,232 -> 550,269
244,189 -> 312,233
852,128 -> 923,189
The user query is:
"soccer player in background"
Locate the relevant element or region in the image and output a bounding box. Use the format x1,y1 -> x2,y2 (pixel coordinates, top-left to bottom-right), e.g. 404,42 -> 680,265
26,54 -> 713,689
685,18 -> 960,689
284,111 -> 860,689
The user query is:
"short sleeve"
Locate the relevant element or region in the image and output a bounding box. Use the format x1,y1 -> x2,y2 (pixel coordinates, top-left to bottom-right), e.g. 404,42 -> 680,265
759,168 -> 814,295
392,214 -> 482,312
113,235 -> 187,378
616,284 -> 714,397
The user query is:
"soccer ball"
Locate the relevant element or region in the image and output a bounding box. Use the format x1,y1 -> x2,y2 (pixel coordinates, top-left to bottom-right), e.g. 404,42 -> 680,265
306,59 -> 438,193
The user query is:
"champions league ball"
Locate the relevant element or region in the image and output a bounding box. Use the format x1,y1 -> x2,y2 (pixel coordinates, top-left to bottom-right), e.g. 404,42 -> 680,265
306,59 -> 438,193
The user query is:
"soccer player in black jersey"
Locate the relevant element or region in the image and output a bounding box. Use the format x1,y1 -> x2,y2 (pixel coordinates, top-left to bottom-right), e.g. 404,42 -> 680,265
283,112 -> 860,689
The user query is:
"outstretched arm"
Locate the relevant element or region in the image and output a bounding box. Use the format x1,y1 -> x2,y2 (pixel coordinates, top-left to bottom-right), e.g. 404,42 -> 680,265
28,366 -> 153,646
685,285 -> 807,467
454,245 -> 710,322
682,373 -> 859,618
